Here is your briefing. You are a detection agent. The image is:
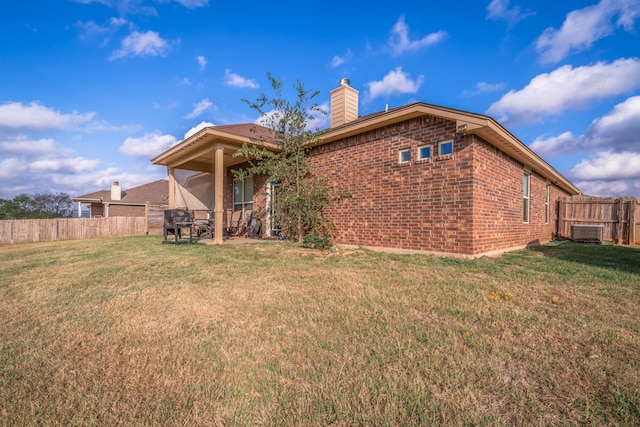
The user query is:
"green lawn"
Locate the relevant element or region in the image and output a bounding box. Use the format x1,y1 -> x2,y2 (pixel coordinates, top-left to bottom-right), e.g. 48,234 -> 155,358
1,236 -> 639,426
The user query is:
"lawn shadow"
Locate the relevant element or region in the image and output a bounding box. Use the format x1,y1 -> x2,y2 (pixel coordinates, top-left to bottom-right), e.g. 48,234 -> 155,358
532,241 -> 640,276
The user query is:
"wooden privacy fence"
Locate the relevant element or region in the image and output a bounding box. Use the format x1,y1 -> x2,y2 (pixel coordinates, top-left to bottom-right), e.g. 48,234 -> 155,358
0,217 -> 148,244
557,196 -> 639,246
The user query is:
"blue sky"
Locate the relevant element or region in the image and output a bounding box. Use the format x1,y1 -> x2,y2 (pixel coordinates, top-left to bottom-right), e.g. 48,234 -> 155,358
1,0 -> 639,199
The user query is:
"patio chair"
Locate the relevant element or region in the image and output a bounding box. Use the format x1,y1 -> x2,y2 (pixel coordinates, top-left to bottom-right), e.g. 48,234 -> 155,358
246,213 -> 262,238
192,209 -> 213,239
226,210 -> 243,237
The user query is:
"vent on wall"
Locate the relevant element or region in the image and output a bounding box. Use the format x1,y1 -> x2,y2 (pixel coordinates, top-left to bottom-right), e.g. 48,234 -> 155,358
571,224 -> 604,244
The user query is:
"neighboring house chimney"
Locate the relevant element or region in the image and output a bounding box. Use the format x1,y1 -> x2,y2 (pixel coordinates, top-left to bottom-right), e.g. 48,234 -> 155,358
330,78 -> 358,129
111,181 -> 122,201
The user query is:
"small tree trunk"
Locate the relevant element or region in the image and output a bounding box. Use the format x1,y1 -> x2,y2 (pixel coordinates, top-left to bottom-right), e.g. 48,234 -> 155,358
296,148 -> 303,244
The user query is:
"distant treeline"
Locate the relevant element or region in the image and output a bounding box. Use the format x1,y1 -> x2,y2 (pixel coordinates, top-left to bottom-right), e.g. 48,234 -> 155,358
0,192 -> 74,219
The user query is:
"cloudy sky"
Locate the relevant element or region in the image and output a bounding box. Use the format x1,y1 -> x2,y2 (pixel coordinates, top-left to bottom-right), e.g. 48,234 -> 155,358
1,0 -> 639,198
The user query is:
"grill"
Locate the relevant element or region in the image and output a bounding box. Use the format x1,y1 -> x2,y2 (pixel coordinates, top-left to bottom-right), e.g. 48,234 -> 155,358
163,209 -> 194,244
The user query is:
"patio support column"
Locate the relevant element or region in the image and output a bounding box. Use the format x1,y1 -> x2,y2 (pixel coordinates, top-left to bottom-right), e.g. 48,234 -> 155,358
213,145 -> 224,244
77,201 -> 82,218
168,167 -> 176,209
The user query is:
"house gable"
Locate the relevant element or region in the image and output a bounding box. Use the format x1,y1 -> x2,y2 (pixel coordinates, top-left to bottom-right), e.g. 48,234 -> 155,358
318,102 -> 580,196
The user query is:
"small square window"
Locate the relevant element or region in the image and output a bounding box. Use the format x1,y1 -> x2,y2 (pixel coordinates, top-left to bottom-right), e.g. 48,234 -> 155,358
399,148 -> 411,163
439,140 -> 453,156
418,145 -> 431,160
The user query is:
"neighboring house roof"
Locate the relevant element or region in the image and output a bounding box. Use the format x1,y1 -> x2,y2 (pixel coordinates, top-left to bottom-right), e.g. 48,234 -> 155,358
73,179 -> 169,205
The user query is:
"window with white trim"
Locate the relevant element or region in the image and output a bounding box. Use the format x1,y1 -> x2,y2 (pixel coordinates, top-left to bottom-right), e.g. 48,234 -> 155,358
233,177 -> 253,216
399,148 -> 411,163
418,145 -> 431,160
523,172 -> 530,223
545,183 -> 550,224
438,140 -> 453,156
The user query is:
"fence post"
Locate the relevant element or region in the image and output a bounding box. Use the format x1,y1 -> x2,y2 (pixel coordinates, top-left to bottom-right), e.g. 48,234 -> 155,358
615,198 -> 623,244
631,198 -> 637,246
145,203 -> 149,235
555,200 -> 562,239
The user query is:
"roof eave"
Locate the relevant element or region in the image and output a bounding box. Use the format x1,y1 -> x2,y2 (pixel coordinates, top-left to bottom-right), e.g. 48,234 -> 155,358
72,198 -> 102,203
151,126 -> 281,167
316,103 -> 580,196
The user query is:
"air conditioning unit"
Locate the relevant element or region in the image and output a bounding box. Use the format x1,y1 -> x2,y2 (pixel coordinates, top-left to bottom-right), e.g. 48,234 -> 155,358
571,224 -> 604,244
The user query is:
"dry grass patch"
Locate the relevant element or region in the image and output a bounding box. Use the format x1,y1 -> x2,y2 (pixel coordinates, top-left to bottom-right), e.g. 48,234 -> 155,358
1,237 -> 639,426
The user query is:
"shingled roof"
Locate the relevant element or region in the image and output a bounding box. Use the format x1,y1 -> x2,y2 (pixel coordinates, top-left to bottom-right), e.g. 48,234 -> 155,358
73,180 -> 169,204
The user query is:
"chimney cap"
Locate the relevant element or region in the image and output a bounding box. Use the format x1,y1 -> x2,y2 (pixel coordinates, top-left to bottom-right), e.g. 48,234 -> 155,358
339,78 -> 350,87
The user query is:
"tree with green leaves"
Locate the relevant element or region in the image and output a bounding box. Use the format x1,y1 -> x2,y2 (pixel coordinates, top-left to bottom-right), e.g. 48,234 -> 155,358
233,73 -> 335,246
0,192 -> 73,219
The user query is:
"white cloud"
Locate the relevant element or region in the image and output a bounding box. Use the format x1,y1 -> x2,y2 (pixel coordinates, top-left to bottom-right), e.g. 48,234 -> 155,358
388,15 -> 446,56
583,95 -> 640,151
0,158 -> 27,180
197,55 -> 207,70
54,169 -> 118,189
75,0 -> 208,14
530,131 -> 580,157
254,103 -> 329,132
173,0 -> 209,8
306,102 -> 329,131
83,121 -> 141,134
487,58 -> 640,125
74,0 -> 157,15
50,167 -> 166,197
184,121 -> 214,139
331,49 -> 352,68
531,96 -> 640,197
224,69 -> 259,89
535,0 -> 640,63
50,167 -> 121,193
73,0 -> 111,5
30,157 -> 100,174
569,151 -> 640,181
574,179 -> 630,196
461,81 -> 506,97
119,131 -> 178,158
75,17 -> 128,45
486,0 -> 534,26
367,67 -> 424,101
0,101 -> 95,133
110,30 -> 169,60
184,98 -> 213,119
0,136 -> 58,156
530,96 -> 640,156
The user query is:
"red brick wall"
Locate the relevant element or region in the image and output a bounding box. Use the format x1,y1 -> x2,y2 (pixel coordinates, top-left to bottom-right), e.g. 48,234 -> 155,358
108,205 -> 146,217
469,137 -> 569,254
309,115 -> 571,256
90,203 -> 104,217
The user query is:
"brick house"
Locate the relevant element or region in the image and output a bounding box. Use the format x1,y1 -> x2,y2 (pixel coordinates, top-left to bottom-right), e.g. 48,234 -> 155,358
73,180 -> 169,232
151,80 -> 580,257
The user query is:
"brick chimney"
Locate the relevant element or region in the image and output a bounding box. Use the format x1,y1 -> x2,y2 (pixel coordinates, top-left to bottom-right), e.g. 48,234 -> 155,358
111,181 -> 122,201
330,78 -> 358,129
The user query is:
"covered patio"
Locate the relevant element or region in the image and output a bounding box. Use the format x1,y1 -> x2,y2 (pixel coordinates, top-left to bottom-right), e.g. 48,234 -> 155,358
151,124 -> 280,244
